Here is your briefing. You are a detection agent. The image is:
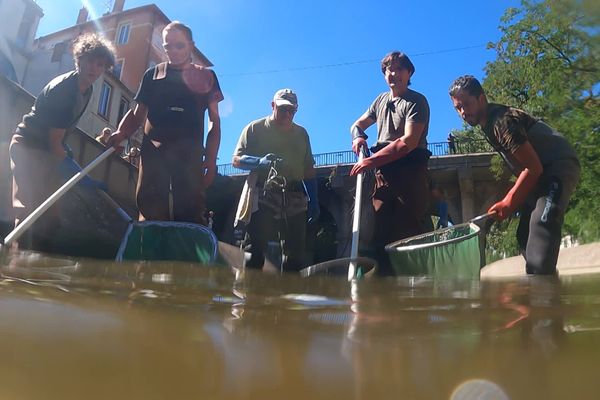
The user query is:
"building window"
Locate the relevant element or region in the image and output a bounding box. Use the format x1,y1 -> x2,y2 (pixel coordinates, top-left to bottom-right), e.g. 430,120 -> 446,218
116,23 -> 131,45
98,81 -> 112,119
51,41 -> 67,62
113,60 -> 123,79
117,96 -> 130,123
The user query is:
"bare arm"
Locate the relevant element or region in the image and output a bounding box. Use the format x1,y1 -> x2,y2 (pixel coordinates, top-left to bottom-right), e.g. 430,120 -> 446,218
488,141 -> 543,220
512,141 -> 544,180
398,121 -> 426,151
353,112 -> 376,132
204,100 -> 221,165
107,103 -> 148,147
349,119 -> 426,176
203,100 -> 221,186
48,128 -> 67,159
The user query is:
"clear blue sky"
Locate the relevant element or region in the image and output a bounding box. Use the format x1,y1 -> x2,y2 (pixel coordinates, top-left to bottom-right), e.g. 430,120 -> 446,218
34,0 -> 522,161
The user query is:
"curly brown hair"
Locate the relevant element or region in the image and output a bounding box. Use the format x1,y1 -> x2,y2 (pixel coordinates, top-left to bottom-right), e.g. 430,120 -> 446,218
72,33 -> 116,69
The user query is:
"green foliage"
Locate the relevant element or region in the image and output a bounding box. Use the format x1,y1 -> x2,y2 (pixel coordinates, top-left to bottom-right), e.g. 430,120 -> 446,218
482,0 -> 600,250
485,0 -> 598,115
451,126 -> 507,180
450,126 -> 493,153
485,217 -> 521,263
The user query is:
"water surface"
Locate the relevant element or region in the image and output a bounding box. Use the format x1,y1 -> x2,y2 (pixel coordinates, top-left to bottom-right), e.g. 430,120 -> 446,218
1,251 -> 599,399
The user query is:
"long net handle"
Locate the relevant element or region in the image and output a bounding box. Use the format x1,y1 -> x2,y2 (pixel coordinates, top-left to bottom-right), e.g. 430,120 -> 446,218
349,151 -> 366,280
3,145 -> 120,247
469,211 -> 497,224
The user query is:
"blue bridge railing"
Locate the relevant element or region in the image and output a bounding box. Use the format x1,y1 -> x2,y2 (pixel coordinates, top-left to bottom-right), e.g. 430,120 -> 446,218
218,140 -> 489,176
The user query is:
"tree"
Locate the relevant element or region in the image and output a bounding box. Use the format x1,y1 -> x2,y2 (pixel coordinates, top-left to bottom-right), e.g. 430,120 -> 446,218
483,0 -> 600,247
449,126 -> 493,154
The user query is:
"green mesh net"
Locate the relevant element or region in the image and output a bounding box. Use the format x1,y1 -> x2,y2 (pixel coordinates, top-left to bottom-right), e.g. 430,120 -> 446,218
116,221 -> 218,263
385,222 -> 482,279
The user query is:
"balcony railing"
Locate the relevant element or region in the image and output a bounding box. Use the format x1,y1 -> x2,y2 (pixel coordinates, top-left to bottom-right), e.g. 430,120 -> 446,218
218,140 -> 490,176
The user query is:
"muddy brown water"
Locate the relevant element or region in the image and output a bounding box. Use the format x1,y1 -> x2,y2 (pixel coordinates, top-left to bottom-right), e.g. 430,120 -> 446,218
1,251 -> 599,400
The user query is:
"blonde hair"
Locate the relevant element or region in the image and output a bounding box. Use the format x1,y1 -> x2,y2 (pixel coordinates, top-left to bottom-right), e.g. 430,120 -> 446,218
163,21 -> 193,41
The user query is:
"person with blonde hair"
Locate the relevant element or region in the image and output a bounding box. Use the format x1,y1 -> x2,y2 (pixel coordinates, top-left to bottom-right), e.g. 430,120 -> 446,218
9,33 -> 115,250
96,127 -> 112,145
108,21 -> 223,224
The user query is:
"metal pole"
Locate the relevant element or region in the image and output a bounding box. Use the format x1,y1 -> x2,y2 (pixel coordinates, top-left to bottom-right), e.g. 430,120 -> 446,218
348,151 -> 366,281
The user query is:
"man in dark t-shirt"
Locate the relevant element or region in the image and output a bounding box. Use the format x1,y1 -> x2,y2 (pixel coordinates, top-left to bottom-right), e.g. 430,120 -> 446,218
9,33 -> 115,250
449,75 -> 580,274
349,51 -> 431,275
108,21 -> 223,224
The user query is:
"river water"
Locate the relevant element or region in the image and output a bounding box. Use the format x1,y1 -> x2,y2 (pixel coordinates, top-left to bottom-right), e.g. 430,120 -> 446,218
1,250 -> 599,400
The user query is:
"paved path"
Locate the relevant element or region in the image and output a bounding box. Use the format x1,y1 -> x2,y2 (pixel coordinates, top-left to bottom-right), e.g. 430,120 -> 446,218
481,242 -> 600,279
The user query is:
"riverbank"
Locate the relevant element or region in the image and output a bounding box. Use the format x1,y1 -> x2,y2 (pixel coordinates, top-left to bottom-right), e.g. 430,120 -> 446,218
481,242 -> 600,279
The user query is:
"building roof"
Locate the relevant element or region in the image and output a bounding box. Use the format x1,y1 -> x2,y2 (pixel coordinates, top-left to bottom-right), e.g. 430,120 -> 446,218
24,0 -> 44,16
34,4 -> 213,67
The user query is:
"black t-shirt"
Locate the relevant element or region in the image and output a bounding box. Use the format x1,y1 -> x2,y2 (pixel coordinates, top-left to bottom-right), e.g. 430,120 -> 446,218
16,70 -> 92,148
135,63 -> 224,143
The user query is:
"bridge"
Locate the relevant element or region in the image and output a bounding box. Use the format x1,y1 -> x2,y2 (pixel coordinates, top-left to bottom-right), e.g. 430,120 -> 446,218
0,74 -> 508,258
217,140 -> 486,176
211,142 -> 511,260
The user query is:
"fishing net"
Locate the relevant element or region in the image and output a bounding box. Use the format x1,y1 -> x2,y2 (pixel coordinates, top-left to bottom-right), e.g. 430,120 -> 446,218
385,222 -> 482,279
116,221 -> 218,263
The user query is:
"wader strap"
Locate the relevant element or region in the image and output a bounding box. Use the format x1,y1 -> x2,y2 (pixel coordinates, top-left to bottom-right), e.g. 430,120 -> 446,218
153,62 -> 208,81
153,62 -> 169,80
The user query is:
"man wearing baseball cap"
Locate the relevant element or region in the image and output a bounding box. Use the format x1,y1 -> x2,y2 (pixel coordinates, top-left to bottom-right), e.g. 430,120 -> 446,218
232,88 -> 319,272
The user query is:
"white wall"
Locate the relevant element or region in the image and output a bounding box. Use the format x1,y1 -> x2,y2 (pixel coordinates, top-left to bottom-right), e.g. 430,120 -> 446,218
0,0 -> 42,82
0,0 -> 27,45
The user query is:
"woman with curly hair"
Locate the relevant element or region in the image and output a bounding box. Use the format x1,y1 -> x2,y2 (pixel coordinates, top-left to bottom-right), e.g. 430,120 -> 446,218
9,33 -> 115,250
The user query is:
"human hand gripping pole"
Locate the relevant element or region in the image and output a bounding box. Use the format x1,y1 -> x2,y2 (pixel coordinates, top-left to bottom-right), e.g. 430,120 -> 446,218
350,137 -> 411,176
3,141 -> 126,248
351,125 -> 368,156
